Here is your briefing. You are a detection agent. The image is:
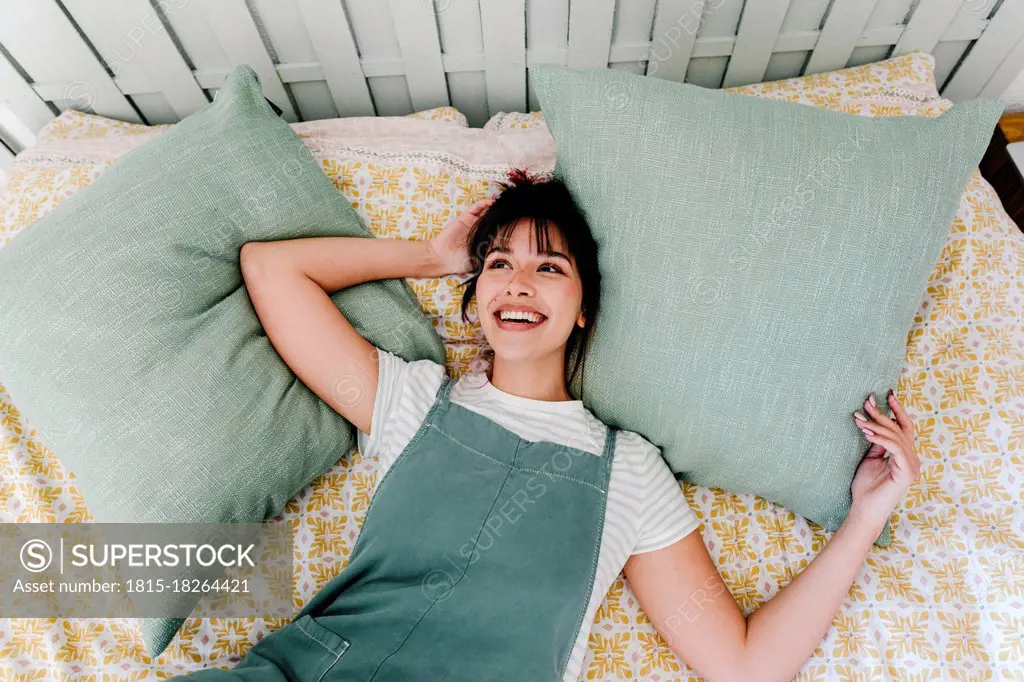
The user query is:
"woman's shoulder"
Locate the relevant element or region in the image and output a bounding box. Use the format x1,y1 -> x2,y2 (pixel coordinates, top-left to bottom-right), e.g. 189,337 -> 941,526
376,348 -> 448,409
599,422 -> 674,476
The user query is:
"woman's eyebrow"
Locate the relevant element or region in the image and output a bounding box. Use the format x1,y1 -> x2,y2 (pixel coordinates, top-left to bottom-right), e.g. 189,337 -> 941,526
489,245 -> 572,263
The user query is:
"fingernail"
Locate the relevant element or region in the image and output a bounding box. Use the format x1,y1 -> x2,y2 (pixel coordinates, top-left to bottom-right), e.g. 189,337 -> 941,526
862,428 -> 874,436
869,395 -> 876,407
854,411 -> 867,421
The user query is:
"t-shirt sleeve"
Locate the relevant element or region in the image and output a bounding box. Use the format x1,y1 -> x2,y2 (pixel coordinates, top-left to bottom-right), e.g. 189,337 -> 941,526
356,348 -> 445,474
632,440 -> 701,555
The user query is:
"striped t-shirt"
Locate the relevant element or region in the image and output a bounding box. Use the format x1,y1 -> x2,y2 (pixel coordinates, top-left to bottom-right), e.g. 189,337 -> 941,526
356,349 -> 701,682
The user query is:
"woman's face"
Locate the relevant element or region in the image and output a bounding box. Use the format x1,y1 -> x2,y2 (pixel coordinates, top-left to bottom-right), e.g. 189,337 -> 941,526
476,218 -> 585,362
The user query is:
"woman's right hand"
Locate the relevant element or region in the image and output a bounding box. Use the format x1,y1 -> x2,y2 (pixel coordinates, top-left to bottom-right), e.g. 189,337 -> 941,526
426,197 -> 494,275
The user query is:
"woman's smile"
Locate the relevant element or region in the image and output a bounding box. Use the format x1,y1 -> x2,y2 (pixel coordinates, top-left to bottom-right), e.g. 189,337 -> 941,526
493,309 -> 548,331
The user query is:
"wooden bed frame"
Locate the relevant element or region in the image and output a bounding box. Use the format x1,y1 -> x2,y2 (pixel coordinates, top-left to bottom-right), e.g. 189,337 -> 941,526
2,0 -> 1024,169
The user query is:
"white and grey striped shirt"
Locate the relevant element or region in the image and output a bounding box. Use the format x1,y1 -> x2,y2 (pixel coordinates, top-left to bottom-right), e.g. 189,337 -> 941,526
356,349 -> 700,682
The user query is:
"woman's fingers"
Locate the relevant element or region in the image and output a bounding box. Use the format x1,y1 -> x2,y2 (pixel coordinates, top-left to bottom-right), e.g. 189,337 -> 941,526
861,393 -> 899,432
887,391 -> 915,438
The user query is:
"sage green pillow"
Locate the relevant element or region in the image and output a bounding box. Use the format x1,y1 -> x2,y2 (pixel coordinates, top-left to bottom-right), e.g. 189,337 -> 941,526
531,62 -> 1003,547
0,64 -> 444,656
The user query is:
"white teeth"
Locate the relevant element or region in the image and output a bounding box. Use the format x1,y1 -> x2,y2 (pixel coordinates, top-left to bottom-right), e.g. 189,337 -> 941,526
498,310 -> 542,323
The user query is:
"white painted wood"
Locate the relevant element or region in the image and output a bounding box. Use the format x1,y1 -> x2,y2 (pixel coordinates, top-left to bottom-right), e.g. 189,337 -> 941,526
295,0 -> 376,118
893,0 -> 962,56
763,0 -> 831,82
848,0 -> 914,67
0,53 -> 54,147
683,0 -> 744,88
436,0 -> 489,126
253,0 -> 338,121
389,0 -> 450,111
344,1 -> 413,117
525,0 -> 567,110
0,0 -> 140,123
722,0 -> 790,87
610,0 -> 657,77
60,0 -> 207,123
567,0 -> 616,68
645,0 -> 701,82
0,0 -> 1022,129
804,0 -> 879,74
481,0 -> 527,115
944,0 -> 1024,99
0,142 -> 15,176
980,31 -> 1024,99
197,0 -> 298,121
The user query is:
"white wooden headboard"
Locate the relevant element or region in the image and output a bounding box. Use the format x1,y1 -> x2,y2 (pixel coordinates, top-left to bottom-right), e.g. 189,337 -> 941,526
2,0 -> 1023,167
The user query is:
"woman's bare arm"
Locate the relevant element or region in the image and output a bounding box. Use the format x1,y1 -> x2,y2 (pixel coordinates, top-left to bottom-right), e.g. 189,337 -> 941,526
237,198 -> 491,434
239,236 -> 444,434
624,507 -> 880,682
624,391 -> 920,682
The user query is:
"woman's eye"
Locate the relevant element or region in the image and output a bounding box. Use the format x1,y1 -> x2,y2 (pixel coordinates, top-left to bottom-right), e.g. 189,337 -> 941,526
486,258 -> 563,274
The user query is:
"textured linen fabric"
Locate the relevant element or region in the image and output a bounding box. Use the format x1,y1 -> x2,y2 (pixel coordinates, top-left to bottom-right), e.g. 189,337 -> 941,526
355,348 -> 699,682
530,62 -> 1004,547
0,65 -> 444,657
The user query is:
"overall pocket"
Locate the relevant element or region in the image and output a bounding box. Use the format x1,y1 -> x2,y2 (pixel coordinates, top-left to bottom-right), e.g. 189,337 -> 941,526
244,613 -> 350,682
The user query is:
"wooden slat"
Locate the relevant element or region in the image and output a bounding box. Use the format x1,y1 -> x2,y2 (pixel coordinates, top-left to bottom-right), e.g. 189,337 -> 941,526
252,0 -> 338,121
944,0 -> 1024,99
0,53 -> 54,147
804,0 -> 879,74
60,0 -> 207,123
722,0 -> 790,87
296,0 -> 375,117
481,0 -> 527,116
682,0 -> 744,88
197,0 -> 298,121
343,1 -> 413,117
979,30 -> 1024,99
525,0 -> 568,111
892,0 -> 963,55
762,0 -> 831,81
0,0 -> 141,123
436,0 -> 489,126
645,0 -> 701,81
388,0 -> 450,111
0,141 -> 15,177
566,0 -> 616,68
847,0 -> 913,67
609,0 -> 657,76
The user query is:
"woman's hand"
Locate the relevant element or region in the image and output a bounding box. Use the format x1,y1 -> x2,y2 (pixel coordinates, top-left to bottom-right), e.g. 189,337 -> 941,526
426,197 -> 494,275
849,390 -> 921,533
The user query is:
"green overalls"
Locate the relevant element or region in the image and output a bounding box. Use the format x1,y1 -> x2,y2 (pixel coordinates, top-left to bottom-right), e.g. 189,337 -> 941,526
176,374 -> 618,681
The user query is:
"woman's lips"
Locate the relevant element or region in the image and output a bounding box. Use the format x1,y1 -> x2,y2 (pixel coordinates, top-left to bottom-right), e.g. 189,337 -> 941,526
493,311 -> 547,331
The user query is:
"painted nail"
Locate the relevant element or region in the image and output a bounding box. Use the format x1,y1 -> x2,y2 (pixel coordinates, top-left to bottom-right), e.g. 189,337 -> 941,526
854,411 -> 867,421
862,428 -> 874,436
869,395 -> 876,407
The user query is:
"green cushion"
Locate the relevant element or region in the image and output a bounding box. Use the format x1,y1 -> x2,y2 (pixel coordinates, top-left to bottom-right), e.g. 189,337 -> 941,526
0,64 -> 444,655
531,63 -> 1002,547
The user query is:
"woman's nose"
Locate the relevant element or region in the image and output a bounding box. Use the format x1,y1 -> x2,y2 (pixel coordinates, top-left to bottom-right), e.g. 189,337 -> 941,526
506,269 -> 535,294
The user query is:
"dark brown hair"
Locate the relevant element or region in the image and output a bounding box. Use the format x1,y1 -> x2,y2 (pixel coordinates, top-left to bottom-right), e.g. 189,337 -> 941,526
457,168 -> 602,400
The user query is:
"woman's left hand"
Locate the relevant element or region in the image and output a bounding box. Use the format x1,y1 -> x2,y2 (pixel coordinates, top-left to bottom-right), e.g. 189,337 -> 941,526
849,390 -> 921,533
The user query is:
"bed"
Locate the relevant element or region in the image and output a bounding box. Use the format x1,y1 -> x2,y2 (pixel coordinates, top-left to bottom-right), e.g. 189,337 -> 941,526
1,1 -> 1023,680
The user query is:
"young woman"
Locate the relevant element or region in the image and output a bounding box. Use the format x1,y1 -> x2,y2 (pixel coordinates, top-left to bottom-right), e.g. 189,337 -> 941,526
186,171 -> 920,681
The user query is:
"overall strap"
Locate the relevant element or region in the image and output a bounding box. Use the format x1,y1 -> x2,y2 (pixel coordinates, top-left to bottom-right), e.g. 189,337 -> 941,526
424,374 -> 456,427
601,423 -> 618,475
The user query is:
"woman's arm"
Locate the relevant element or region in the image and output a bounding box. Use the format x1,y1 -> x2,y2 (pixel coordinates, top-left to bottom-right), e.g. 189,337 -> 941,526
624,391 -> 920,682
238,198 -> 491,432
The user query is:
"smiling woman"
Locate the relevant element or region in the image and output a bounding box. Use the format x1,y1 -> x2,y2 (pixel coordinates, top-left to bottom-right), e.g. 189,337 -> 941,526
454,169 -> 603,403
172,168 -> 704,682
